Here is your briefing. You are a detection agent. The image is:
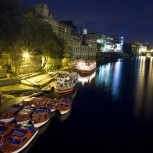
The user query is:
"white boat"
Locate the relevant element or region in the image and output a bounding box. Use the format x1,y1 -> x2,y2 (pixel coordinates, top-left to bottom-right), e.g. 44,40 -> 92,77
79,60 -> 96,75
54,70 -> 78,94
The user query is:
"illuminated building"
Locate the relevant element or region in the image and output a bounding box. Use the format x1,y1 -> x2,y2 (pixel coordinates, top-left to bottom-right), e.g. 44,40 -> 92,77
96,36 -> 123,52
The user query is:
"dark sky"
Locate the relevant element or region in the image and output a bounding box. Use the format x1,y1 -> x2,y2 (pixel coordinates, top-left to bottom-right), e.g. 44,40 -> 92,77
19,0 -> 153,46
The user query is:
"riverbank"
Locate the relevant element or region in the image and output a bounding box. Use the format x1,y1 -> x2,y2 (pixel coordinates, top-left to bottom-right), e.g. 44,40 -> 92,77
0,71 -> 58,93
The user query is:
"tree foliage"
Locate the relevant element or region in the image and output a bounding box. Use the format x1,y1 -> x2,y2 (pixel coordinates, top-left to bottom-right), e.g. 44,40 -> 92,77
0,0 -> 65,59
20,12 -> 64,58
0,0 -> 21,52
123,43 -> 132,54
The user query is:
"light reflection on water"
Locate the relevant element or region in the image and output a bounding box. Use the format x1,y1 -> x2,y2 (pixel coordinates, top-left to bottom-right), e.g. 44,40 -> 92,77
112,60 -> 123,100
95,61 -> 123,100
96,63 -> 113,87
134,57 -> 153,119
96,57 -> 153,120
78,71 -> 96,86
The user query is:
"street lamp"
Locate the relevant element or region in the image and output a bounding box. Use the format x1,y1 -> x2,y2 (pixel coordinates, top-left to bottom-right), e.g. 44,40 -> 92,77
22,52 -> 29,60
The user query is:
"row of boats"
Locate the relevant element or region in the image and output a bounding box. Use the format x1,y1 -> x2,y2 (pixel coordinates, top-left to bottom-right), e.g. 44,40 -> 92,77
0,60 -> 96,153
0,95 -> 72,152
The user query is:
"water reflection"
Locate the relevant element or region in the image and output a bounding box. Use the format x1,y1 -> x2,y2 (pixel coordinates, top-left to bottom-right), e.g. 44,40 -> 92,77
134,57 -> 153,119
96,61 -> 123,99
96,58 -> 153,119
96,63 -> 113,87
38,118 -> 52,136
112,61 -> 123,100
78,71 -> 96,86
57,110 -> 71,122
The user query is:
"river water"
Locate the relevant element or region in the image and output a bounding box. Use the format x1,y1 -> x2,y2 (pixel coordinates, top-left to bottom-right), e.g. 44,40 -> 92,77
3,57 -> 153,153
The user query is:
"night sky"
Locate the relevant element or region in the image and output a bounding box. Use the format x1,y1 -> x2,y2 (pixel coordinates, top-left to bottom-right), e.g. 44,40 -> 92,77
20,0 -> 153,46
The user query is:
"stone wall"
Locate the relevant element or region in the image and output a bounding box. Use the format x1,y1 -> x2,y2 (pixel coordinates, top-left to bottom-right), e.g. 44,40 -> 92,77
0,79 -> 20,87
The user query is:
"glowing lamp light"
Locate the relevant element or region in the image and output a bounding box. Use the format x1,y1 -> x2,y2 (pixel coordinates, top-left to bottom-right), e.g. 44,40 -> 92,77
23,52 -> 29,59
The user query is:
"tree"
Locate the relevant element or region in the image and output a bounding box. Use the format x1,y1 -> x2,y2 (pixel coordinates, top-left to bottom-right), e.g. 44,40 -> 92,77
123,43 -> 132,54
0,0 -> 22,52
19,9 -> 65,71
0,0 -> 65,72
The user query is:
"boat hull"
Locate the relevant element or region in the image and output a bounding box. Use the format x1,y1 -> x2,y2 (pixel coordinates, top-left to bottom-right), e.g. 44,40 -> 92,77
57,98 -> 72,115
51,108 -> 56,112
33,118 -> 50,128
2,130 -> 38,153
17,119 -> 30,125
0,117 -> 15,123
55,82 -> 77,94
79,68 -> 96,76
59,109 -> 71,115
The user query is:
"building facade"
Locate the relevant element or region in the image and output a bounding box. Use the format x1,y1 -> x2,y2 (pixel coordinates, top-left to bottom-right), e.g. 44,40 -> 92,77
35,3 -> 98,59
97,35 -> 124,52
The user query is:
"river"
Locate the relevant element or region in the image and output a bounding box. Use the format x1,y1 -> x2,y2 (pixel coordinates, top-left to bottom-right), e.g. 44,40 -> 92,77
2,57 -> 153,153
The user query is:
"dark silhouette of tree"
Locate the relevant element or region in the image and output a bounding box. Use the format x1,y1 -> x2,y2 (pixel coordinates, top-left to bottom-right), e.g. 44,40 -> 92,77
0,0 -> 22,52
123,43 -> 132,54
20,12 -> 64,58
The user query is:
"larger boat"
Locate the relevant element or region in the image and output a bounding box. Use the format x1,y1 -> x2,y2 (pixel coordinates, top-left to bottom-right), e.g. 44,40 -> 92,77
54,70 -> 78,94
1,123 -> 38,153
79,60 -> 96,75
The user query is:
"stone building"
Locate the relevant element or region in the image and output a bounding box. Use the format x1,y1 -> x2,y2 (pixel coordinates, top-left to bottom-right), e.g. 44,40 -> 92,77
35,3 -> 98,60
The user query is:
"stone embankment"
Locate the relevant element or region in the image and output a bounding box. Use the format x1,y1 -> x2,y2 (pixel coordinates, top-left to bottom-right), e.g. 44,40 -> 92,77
0,71 -> 58,94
